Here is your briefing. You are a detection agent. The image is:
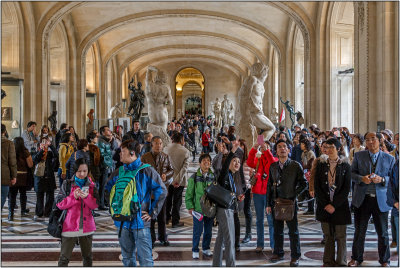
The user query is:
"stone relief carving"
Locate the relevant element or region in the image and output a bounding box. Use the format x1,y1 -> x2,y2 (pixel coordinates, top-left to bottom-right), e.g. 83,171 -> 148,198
109,103 -> 122,119
237,62 -> 276,147
145,66 -> 173,146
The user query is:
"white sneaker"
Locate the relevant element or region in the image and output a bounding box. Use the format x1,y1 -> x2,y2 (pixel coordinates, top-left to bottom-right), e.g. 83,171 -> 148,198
192,252 -> 199,259
203,249 -> 213,257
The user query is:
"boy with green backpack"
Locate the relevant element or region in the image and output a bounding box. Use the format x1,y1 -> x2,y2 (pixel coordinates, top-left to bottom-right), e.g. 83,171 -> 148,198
106,139 -> 167,267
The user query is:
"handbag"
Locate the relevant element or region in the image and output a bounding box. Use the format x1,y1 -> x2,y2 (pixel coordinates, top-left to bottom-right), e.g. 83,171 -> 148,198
272,167 -> 295,221
249,159 -> 262,187
200,194 -> 216,218
205,181 -> 236,209
34,161 -> 46,177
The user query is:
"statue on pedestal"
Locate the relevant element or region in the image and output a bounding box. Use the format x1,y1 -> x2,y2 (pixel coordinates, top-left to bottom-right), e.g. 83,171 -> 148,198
213,97 -> 222,130
109,103 -> 122,119
87,109 -> 95,132
145,66 -> 173,146
127,78 -> 145,122
227,103 -> 235,126
48,111 -> 58,131
280,98 -> 296,129
221,94 -> 232,126
237,62 -> 275,147
270,108 -> 279,127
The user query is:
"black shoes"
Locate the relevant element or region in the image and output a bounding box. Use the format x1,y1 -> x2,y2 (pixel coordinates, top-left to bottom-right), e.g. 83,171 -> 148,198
241,234 -> 252,244
172,222 -> 184,228
21,209 -> 30,216
159,240 -> 170,246
98,206 -> 108,211
270,254 -> 284,263
8,212 -> 14,221
290,258 -> 299,267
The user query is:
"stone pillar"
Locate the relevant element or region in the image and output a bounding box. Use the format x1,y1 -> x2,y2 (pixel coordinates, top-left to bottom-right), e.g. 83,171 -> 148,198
354,2 -> 398,133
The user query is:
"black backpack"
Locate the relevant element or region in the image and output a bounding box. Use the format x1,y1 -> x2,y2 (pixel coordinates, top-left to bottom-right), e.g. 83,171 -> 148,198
47,181 -> 71,238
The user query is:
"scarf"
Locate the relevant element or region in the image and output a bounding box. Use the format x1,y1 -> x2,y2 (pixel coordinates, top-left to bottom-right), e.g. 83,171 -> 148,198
74,176 -> 87,189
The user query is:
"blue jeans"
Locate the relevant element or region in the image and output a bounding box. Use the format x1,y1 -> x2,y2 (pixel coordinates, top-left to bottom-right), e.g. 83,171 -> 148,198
253,193 -> 274,249
58,168 -> 63,188
1,186 -> 10,210
118,227 -> 153,267
192,215 -> 213,252
394,215 -> 399,260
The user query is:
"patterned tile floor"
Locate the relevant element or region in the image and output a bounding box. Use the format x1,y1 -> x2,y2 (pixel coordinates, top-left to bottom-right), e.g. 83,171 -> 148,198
1,153 -> 398,266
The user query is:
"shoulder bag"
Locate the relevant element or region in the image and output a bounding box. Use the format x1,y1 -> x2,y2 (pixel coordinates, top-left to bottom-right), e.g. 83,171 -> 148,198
205,181 -> 236,209
34,161 -> 46,177
47,182 -> 71,238
273,165 -> 295,221
249,159 -> 262,187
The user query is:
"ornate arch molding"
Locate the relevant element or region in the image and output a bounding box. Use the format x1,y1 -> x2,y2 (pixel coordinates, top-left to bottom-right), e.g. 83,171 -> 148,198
103,31 -> 265,67
131,54 -> 246,79
118,44 -> 252,76
79,9 -> 284,66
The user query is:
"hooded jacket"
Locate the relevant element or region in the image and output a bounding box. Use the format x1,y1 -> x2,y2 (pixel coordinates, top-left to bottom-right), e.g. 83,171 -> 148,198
247,148 -> 278,195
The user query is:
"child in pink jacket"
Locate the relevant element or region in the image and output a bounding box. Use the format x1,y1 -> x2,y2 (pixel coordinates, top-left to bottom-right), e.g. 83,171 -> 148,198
56,158 -> 98,266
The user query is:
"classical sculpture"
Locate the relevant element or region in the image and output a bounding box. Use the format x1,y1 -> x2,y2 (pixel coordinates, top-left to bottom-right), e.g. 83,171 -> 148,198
87,109 -> 95,132
221,94 -> 232,126
109,103 -> 122,119
270,108 -> 279,127
213,97 -> 222,130
48,111 -> 58,131
237,62 -> 275,147
228,103 -> 235,126
127,79 -> 145,121
296,111 -> 305,127
145,66 -> 173,145
280,98 -> 296,129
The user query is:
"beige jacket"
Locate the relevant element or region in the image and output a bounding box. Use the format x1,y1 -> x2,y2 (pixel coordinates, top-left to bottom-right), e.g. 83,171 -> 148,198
164,143 -> 190,187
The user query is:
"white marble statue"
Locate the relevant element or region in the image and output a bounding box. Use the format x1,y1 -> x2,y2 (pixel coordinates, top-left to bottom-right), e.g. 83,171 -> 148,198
228,103 -> 235,126
221,94 -> 232,126
237,62 -> 276,147
109,103 -> 122,119
213,97 -> 222,130
145,66 -> 173,145
270,108 -> 279,126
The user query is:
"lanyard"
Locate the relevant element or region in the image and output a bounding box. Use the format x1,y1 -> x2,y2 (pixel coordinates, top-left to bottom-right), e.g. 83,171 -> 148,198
229,173 -> 236,193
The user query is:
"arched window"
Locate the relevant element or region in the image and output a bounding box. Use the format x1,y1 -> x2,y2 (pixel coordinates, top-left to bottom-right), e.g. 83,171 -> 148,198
294,28 -> 304,115
330,2 -> 354,131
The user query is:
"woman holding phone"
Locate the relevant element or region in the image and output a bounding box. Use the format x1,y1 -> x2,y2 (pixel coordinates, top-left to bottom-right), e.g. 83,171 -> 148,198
56,158 -> 98,266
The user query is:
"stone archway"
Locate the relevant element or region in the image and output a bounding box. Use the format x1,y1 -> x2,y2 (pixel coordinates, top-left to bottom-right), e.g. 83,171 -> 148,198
175,67 -> 205,118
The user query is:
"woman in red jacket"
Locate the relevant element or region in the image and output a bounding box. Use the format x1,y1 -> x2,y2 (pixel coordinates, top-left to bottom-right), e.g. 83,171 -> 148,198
202,128 -> 212,154
247,141 -> 278,253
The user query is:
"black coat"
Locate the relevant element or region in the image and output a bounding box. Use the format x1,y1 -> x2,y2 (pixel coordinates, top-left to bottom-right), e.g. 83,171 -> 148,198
32,145 -> 58,192
314,157 -> 352,225
267,159 -> 308,207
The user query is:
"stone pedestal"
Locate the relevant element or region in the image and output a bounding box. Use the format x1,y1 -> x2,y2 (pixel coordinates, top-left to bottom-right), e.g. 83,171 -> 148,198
147,122 -> 171,147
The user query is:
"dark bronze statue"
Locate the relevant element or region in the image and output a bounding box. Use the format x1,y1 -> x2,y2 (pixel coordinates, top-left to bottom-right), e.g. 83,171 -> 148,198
280,97 -> 296,129
48,110 -> 58,131
127,78 -> 145,121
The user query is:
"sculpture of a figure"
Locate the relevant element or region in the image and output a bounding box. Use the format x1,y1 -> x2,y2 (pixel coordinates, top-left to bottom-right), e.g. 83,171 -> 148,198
280,97 -> 296,129
237,62 -> 275,147
270,108 -> 279,127
86,109 -> 95,132
109,103 -> 122,119
127,79 -> 145,121
145,66 -> 173,145
228,103 -> 235,126
296,111 -> 305,126
213,97 -> 222,130
221,94 -> 232,126
48,111 -> 58,131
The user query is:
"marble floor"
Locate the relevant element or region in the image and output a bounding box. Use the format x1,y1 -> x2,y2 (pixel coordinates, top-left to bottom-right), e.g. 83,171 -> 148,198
1,154 -> 398,267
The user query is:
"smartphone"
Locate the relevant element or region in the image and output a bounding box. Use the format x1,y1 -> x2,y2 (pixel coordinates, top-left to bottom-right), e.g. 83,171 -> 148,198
81,186 -> 89,194
257,134 -> 264,146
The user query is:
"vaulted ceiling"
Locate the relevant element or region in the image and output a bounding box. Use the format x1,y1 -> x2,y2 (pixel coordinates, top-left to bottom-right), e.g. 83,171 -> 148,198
30,1 -> 318,78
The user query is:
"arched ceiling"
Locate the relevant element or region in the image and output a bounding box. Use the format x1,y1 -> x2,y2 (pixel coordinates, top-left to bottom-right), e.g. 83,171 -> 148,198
30,1 -> 321,78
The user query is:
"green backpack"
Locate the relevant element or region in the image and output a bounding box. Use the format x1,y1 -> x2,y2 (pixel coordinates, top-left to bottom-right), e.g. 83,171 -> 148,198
109,164 -> 151,222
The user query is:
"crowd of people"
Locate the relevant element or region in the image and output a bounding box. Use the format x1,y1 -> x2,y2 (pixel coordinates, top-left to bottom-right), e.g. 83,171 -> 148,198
1,114 -> 399,267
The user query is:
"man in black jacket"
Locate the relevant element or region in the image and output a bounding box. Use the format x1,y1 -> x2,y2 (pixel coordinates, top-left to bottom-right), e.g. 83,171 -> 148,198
266,139 -> 308,267
124,121 -> 145,144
